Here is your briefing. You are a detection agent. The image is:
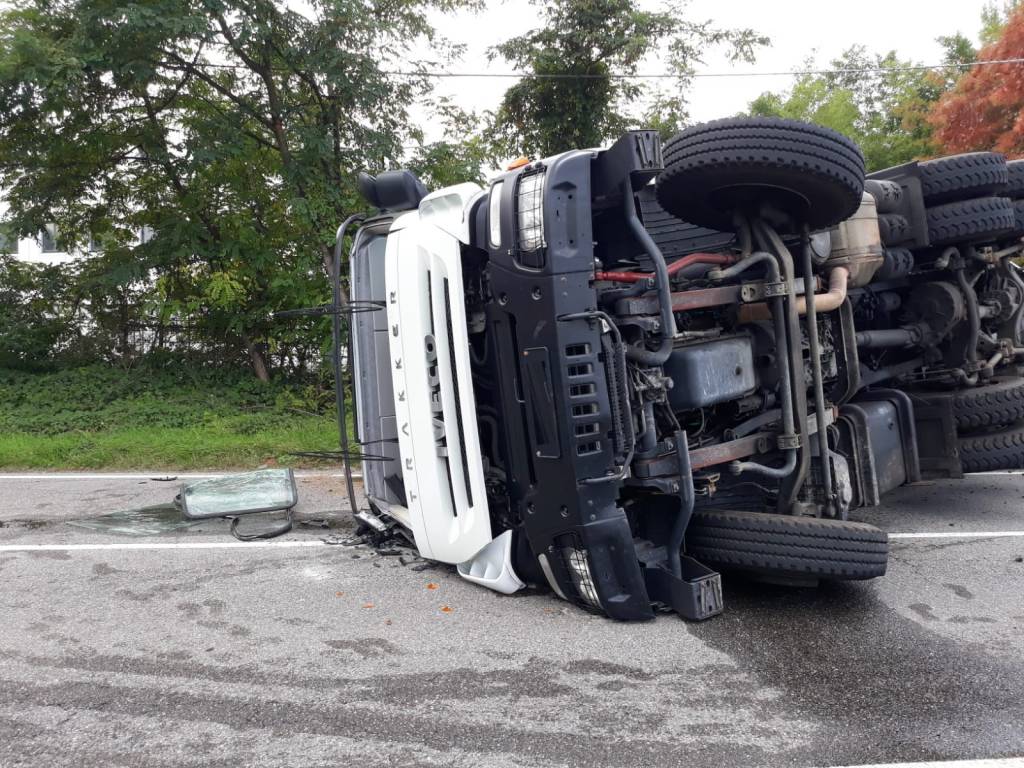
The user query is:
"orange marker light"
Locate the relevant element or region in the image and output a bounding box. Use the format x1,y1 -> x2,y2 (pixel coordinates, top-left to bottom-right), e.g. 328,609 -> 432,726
506,156 -> 530,170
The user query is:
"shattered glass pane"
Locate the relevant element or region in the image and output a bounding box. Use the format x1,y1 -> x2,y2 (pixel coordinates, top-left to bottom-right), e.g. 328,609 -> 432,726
180,469 -> 297,520
67,504 -> 199,536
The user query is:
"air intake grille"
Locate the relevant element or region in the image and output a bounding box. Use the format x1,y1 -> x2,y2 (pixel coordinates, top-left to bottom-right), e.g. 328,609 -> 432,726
565,342 -> 602,457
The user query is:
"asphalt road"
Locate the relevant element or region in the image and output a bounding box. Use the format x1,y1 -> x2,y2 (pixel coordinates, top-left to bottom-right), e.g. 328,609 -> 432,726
1,471 -> 1023,767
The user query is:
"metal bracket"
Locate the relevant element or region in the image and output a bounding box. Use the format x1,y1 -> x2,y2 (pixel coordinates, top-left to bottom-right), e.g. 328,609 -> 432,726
776,433 -> 802,450
740,280 -> 787,302
642,559 -> 724,621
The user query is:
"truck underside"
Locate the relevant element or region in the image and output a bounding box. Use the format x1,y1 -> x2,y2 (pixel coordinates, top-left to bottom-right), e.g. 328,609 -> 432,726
348,118 -> 1024,621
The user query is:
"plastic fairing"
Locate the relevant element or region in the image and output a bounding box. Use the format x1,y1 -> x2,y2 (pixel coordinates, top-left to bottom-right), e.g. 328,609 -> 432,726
457,530 -> 526,595
416,183 -> 484,244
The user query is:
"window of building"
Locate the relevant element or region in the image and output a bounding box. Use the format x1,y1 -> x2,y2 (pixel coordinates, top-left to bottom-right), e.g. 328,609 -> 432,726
0,231 -> 16,255
39,224 -> 59,253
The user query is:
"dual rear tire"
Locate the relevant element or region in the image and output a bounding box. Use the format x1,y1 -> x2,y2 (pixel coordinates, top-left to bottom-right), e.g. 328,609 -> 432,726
912,376 -> 1024,472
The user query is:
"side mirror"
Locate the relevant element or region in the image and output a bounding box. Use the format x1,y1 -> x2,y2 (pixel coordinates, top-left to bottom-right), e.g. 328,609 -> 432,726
180,469 -> 298,520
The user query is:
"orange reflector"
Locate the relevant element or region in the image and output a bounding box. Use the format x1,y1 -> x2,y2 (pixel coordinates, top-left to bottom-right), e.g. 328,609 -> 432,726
506,156 -> 530,170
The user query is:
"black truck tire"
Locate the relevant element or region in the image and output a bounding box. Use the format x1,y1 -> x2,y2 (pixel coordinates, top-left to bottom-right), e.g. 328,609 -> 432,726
913,377 -> 1024,431
925,196 -> 1016,245
1013,200 -> 1024,233
685,509 -> 888,581
877,213 -> 910,245
958,421 -> 1024,472
865,179 -> 903,213
656,117 -> 865,233
1004,159 -> 1024,199
919,152 -> 1008,204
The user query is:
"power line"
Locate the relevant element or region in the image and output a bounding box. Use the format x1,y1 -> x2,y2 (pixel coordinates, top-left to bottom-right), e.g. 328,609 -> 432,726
381,56 -> 1024,79
164,55 -> 1024,80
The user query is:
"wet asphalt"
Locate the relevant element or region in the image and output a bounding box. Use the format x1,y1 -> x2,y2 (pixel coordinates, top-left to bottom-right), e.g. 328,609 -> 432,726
0,471 -> 1023,767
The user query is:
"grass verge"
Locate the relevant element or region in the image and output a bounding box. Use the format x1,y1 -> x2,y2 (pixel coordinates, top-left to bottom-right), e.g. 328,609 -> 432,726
0,365 -> 344,470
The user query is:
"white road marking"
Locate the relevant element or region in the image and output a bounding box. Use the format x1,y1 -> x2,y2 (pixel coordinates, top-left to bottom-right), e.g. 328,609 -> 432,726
0,472 -> 361,480
0,540 -> 330,552
3,530 -> 1024,554
889,531 -> 1024,539
829,759 -> 1024,768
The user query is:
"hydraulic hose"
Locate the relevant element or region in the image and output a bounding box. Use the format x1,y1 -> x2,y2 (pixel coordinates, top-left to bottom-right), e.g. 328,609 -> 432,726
622,188 -> 676,365
706,251 -> 777,283
595,252 -> 736,283
667,430 -> 694,580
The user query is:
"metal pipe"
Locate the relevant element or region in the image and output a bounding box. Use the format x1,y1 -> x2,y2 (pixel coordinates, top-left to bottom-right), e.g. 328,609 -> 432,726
755,220 -> 811,514
333,214 -> 367,522
707,251 -> 778,282
736,215 -> 754,258
800,230 -> 834,514
737,267 -> 849,323
955,264 -> 981,371
595,252 -> 735,283
622,189 -> 675,365
860,357 -> 924,386
668,430 -> 694,580
855,328 -> 921,348
639,401 -> 657,452
731,448 -> 798,479
1001,254 -> 1024,347
716,244 -> 801,488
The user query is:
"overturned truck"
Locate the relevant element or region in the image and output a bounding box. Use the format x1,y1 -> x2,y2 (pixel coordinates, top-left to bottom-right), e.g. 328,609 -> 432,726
344,117 -> 1024,621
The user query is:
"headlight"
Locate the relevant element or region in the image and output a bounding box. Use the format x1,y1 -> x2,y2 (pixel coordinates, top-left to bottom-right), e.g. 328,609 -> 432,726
562,545 -> 601,609
516,170 -> 546,253
488,181 -> 503,248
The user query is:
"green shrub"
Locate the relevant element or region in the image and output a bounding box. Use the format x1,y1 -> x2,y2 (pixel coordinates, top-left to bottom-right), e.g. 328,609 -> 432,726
0,364 -> 345,469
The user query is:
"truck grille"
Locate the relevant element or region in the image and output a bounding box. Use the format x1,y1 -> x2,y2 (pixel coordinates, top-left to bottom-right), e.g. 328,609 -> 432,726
564,342 -> 602,456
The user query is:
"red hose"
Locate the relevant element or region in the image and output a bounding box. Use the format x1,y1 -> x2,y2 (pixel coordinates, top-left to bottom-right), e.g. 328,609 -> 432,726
595,252 -> 737,283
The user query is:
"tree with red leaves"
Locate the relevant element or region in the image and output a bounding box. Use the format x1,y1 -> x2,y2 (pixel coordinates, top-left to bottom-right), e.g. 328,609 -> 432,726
931,6 -> 1024,157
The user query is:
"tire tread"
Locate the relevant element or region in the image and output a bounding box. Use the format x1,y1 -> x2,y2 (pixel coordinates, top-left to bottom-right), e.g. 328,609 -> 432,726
686,509 -> 888,581
919,152 -> 1008,204
925,196 -> 1015,245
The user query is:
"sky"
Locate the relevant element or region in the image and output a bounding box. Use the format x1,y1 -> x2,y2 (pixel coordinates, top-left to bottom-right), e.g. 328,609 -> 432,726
413,0 -> 997,142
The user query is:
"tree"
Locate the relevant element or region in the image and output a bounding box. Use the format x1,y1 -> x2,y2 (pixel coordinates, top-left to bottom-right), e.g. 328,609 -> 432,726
931,6 -> 1024,157
981,0 -> 1023,45
0,254 -> 77,370
748,47 -> 947,171
407,98 -> 497,189
487,0 -> 767,158
0,0 -> 467,378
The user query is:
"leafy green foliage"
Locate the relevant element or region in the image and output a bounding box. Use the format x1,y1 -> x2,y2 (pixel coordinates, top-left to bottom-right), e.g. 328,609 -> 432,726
748,47 -> 947,171
487,0 -> 767,158
0,0 -> 470,379
0,255 -> 78,369
407,98 -> 496,188
981,0 -> 1024,45
0,365 -> 342,468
